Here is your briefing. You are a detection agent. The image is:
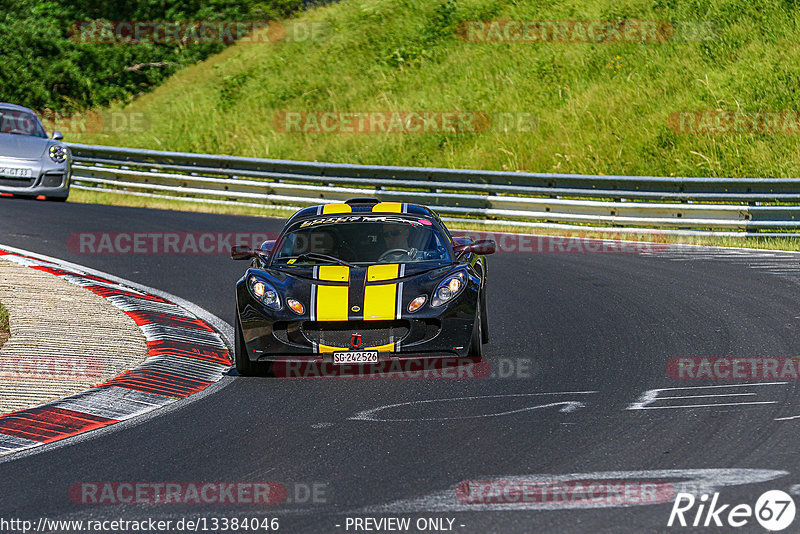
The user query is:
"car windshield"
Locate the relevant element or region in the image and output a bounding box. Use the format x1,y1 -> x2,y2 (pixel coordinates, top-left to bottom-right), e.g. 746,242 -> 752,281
272,217 -> 452,266
0,108 -> 47,138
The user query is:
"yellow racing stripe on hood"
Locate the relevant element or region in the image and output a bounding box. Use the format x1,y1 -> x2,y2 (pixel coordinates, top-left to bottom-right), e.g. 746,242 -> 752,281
322,203 -> 352,214
316,265 -> 349,321
364,264 -> 400,321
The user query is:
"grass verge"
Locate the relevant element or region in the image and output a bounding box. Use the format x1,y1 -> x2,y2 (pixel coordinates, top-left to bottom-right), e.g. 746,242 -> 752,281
68,0 -> 800,179
0,301 -> 9,350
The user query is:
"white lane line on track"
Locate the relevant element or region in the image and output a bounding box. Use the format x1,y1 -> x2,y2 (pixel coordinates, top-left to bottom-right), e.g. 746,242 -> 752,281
627,382 -> 788,410
630,401 -> 777,409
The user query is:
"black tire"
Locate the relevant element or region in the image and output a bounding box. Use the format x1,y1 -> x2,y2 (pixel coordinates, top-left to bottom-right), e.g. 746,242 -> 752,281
47,196 -> 68,202
235,317 -> 255,376
480,286 -> 489,344
467,305 -> 483,358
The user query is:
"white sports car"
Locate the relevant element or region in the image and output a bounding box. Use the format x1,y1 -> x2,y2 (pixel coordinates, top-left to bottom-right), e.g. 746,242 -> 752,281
0,103 -> 71,201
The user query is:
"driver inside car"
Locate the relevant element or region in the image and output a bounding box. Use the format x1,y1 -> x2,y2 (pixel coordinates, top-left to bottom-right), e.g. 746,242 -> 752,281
380,223 -> 417,261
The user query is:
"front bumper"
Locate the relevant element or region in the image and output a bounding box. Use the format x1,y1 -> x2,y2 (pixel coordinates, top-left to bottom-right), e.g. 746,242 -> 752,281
237,284 -> 478,362
0,156 -> 71,199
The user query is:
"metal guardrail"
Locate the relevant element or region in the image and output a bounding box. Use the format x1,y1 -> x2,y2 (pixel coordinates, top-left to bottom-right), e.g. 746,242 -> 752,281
67,143 -> 800,233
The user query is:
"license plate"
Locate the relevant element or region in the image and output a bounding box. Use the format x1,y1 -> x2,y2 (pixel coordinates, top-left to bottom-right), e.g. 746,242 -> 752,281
0,167 -> 32,178
332,351 -> 379,364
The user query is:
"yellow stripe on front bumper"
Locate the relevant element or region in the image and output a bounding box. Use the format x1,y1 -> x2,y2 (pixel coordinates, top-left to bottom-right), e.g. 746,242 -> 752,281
367,342 -> 395,352
372,202 -> 402,213
364,264 -> 399,321
316,265 -> 349,321
322,203 -> 352,214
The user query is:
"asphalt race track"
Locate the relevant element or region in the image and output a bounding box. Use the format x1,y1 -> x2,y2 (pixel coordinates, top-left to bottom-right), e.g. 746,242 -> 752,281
2,198 -> 800,533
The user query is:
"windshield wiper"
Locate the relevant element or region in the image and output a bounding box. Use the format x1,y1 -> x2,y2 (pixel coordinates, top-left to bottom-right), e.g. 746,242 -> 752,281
276,253 -> 356,268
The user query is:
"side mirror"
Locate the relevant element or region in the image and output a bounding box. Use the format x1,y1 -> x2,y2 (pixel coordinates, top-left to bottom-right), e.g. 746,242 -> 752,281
470,239 -> 496,255
51,131 -> 64,141
231,245 -> 254,260
232,241 -> 276,260
454,239 -> 496,256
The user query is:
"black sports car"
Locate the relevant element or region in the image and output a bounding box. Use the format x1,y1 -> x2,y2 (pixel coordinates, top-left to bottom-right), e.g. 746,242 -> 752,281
231,198 -> 495,375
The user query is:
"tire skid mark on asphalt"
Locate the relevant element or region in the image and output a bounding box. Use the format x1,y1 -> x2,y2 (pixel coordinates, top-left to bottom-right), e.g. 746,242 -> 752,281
349,392 -> 598,422
642,245 -> 800,420
642,245 -> 800,281
357,469 -> 789,512
0,246 -> 232,457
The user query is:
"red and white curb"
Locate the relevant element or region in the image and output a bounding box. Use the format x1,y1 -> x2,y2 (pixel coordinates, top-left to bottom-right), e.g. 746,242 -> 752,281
0,246 -> 232,456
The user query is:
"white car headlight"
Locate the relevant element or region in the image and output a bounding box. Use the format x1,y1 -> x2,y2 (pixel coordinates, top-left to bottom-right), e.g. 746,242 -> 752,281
49,145 -> 68,163
248,276 -> 280,310
430,272 -> 467,307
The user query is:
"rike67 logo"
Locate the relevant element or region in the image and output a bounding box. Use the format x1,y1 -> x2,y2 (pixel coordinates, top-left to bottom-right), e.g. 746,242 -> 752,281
668,490 -> 796,530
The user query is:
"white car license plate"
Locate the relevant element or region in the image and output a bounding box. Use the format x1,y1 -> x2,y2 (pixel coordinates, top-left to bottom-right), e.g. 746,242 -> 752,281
332,351 -> 378,364
0,167 -> 32,178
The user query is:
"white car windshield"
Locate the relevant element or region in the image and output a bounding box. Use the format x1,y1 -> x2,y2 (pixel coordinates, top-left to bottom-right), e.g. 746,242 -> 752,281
0,109 -> 47,138
273,219 -> 451,265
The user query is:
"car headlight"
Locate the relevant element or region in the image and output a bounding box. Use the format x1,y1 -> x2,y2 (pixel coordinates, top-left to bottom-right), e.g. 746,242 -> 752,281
430,272 -> 467,307
248,276 -> 280,310
49,145 -> 68,163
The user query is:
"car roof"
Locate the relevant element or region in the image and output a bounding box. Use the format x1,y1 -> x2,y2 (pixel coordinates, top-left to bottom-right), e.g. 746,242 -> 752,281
0,103 -> 38,114
286,199 -> 438,225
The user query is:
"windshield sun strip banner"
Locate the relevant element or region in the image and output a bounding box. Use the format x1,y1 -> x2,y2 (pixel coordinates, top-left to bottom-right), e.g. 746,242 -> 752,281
317,202 -> 407,216
297,214 -> 427,229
